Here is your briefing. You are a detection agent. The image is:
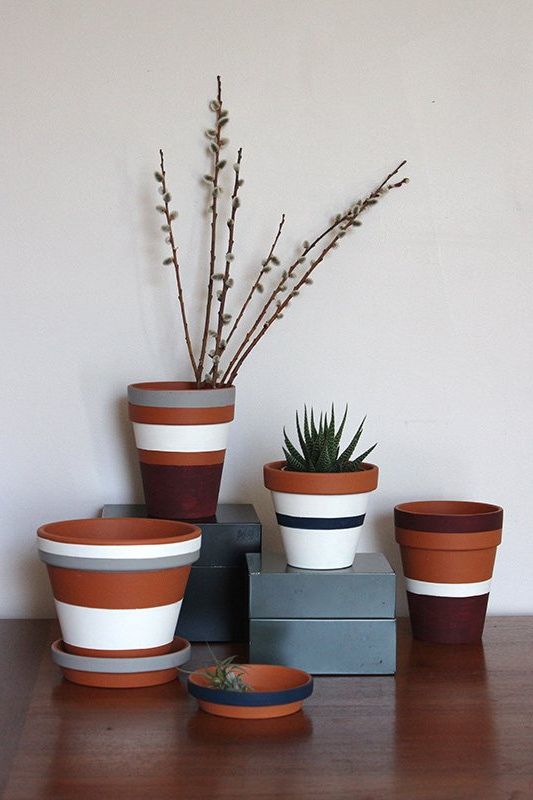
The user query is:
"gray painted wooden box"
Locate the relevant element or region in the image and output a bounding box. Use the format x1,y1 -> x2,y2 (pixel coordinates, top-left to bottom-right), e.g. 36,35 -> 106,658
247,552 -> 396,675
101,504 -> 261,641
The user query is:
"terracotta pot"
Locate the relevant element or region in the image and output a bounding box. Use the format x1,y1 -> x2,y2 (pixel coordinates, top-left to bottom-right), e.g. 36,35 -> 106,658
187,664 -> 313,718
128,381 -> 235,519
50,636 -> 191,688
395,501 -> 503,644
264,461 -> 379,570
38,518 -> 201,657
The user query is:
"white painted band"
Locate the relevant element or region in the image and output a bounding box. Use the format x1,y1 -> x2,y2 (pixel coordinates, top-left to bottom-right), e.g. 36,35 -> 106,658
38,534 -> 201,560
271,490 -> 371,518
279,527 -> 362,570
405,578 -> 492,598
55,599 -> 183,650
132,421 -> 230,452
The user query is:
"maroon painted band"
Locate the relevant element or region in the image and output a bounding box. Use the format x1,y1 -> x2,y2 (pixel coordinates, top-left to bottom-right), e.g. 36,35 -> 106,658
394,502 -> 503,533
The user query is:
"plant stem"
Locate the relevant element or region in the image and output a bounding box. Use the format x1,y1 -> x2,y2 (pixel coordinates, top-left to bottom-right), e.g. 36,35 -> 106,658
225,161 -> 408,383
225,213 -> 286,348
159,149 -> 199,382
209,147 -> 243,386
197,75 -> 224,386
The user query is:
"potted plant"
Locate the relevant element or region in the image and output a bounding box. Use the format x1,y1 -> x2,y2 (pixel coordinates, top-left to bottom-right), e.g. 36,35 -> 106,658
263,406 -> 379,569
395,501 -> 503,644
130,76 -> 408,519
186,652 -> 313,719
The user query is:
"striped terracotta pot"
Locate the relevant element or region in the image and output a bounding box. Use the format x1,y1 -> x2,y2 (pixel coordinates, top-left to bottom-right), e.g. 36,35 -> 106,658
128,381 -> 235,519
395,501 -> 503,644
37,518 -> 201,657
264,461 -> 379,570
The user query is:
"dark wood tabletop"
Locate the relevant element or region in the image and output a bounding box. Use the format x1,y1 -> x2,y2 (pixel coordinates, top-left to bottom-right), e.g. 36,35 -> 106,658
0,618 -> 531,800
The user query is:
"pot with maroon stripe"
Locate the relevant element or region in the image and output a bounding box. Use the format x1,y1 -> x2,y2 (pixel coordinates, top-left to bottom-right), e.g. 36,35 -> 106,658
37,517 -> 201,682
394,501 -> 503,644
128,381 -> 235,519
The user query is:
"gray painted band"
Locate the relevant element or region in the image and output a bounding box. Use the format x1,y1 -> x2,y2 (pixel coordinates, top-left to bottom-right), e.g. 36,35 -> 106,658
128,384 -> 236,409
51,641 -> 192,673
38,550 -> 201,571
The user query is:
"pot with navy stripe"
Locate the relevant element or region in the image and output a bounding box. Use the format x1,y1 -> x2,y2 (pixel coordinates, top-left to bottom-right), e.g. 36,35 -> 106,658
37,518 -> 201,659
128,381 -> 235,519
395,501 -> 503,644
264,461 -> 379,569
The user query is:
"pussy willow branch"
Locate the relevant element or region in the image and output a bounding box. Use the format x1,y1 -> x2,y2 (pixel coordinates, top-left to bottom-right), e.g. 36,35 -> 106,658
158,150 -> 199,382
208,147 -> 243,385
225,162 -> 408,384
225,213 -> 286,348
197,75 -> 224,385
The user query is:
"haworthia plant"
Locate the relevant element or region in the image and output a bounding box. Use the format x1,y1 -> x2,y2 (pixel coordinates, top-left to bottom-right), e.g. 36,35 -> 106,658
283,405 -> 377,473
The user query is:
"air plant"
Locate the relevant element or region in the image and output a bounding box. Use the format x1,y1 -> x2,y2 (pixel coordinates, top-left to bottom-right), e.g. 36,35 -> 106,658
198,654 -> 250,692
283,405 -> 376,473
155,76 -> 409,388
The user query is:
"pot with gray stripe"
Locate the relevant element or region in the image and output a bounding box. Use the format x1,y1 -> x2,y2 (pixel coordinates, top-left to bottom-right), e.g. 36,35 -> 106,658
128,381 -> 235,520
37,518 -> 201,662
264,461 -> 379,569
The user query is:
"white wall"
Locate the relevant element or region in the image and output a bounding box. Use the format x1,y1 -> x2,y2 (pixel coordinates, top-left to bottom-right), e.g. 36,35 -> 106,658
1,0 -> 532,617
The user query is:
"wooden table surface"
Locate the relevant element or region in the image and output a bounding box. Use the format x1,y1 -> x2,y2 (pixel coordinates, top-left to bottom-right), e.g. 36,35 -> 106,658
0,618 -> 531,800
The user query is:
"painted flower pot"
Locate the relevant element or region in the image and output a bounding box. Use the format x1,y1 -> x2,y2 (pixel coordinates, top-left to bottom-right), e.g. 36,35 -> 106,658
187,664 -> 313,719
128,382 -> 235,519
37,518 -> 201,658
395,501 -> 503,644
264,461 -> 379,570
50,636 -> 192,688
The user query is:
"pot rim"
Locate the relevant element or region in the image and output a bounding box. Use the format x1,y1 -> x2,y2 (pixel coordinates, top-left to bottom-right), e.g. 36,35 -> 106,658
394,500 -> 502,517
263,460 -> 378,495
128,381 -> 235,392
37,518 -> 201,547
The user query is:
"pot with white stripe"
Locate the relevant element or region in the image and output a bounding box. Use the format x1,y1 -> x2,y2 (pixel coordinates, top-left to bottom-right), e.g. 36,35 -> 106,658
395,501 -> 503,644
264,461 -> 379,569
128,381 -> 235,519
37,518 -> 201,660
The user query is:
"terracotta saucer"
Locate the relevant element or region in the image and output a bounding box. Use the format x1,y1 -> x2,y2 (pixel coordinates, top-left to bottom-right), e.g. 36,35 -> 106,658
187,664 -> 313,718
51,636 -> 191,688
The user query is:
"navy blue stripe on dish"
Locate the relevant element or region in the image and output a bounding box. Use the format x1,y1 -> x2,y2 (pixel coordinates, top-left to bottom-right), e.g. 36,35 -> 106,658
276,513 -> 365,530
188,677 -> 313,707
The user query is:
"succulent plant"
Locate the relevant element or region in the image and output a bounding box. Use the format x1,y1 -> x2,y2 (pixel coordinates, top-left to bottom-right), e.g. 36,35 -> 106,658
283,405 -> 376,473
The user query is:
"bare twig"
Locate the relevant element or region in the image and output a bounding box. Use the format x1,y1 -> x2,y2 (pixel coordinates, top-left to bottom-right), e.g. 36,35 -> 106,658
157,150 -> 199,382
225,213 -> 286,349
207,147 -> 243,385
225,162 -> 409,383
197,76 -> 225,385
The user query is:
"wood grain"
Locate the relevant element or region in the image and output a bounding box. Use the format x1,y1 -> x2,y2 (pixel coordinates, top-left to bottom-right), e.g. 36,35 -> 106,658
1,619 -> 532,799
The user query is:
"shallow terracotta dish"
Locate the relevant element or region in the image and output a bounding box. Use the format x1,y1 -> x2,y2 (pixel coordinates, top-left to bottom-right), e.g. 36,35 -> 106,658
51,635 -> 191,688
187,664 -> 313,718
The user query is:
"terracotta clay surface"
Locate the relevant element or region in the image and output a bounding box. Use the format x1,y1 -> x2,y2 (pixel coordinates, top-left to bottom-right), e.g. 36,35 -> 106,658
264,461 -> 379,495
38,517 -> 201,546
128,403 -> 235,425
46,565 -> 191,609
2,620 -> 533,799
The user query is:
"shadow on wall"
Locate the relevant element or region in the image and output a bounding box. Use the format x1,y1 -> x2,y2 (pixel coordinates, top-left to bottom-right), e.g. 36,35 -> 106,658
362,509 -> 407,616
114,395 -> 144,502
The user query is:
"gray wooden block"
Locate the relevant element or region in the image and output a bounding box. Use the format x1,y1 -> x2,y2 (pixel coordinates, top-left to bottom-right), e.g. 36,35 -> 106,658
249,618 -> 396,675
177,566 -> 248,643
247,552 -> 395,619
102,503 -> 261,567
